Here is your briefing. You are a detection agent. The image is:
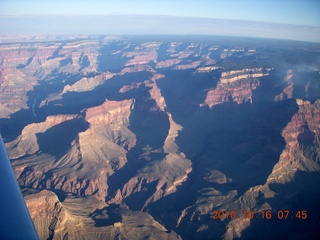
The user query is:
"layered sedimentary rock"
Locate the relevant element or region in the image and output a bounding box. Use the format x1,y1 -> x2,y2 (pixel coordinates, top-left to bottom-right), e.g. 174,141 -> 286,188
122,42 -> 160,66
145,73 -> 167,111
220,68 -> 271,84
201,81 -> 259,107
123,51 -> 158,66
201,68 -> 272,107
156,59 -> 181,68
118,152 -> 192,210
25,190 -> 180,240
0,63 -> 38,117
119,82 -> 142,93
7,99 -> 136,202
119,64 -> 155,75
63,72 -> 114,93
229,99 -> 320,239
171,99 -> 320,240
6,114 -> 80,159
25,190 -> 72,240
109,72 -> 192,210
174,61 -> 201,70
79,99 -> 136,171
197,98 -> 320,240
0,38 -> 100,117
267,99 -> 320,181
1,35 -> 319,240
195,66 -> 222,73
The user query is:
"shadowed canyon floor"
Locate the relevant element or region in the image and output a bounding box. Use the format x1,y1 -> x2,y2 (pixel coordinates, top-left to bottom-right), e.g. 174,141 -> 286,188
1,35 -> 320,239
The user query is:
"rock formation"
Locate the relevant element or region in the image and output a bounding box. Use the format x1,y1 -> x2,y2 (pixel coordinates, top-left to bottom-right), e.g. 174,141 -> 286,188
0,35 -> 319,239
201,68 -> 272,107
63,72 -> 114,93
0,38 -> 100,117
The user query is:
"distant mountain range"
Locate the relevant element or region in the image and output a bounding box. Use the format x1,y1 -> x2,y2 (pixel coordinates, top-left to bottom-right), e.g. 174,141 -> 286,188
0,35 -> 319,239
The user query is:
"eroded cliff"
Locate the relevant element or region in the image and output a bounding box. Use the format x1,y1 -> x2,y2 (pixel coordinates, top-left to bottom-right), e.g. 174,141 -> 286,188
1,35 -> 319,240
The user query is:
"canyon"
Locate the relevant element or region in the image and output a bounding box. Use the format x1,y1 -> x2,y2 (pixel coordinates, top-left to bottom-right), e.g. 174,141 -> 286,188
0,35 -> 319,239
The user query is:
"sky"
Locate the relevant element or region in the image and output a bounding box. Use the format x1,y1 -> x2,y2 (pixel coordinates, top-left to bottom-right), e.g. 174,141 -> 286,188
1,0 -> 320,26
0,0 -> 320,42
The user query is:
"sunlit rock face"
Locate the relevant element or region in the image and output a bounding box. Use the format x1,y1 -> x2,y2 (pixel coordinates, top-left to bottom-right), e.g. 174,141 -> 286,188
1,35 -> 319,239
201,68 -> 272,107
0,39 -> 100,118
268,99 -> 320,180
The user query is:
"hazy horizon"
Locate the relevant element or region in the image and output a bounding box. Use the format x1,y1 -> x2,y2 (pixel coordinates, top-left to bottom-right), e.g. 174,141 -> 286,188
1,14 -> 320,43
1,0 -> 320,25
1,0 -> 320,42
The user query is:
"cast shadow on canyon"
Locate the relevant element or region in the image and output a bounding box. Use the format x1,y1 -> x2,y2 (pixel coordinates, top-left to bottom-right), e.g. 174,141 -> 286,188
36,118 -> 89,158
239,171 -> 320,240
90,204 -> 122,227
106,91 -> 170,201
141,69 -> 300,238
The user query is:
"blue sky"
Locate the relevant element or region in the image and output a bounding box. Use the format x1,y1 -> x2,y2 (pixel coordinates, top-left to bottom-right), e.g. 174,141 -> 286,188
1,0 -> 319,26
0,0 -> 319,42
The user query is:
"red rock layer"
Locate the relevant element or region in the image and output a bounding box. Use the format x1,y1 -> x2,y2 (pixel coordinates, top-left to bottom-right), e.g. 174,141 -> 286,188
268,99 -> 320,181
6,114 -> 80,159
201,68 -> 271,108
0,40 -> 100,117
202,81 -> 260,107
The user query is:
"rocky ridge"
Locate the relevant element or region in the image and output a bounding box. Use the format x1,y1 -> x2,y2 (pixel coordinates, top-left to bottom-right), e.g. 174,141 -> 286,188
7,98 -> 137,201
